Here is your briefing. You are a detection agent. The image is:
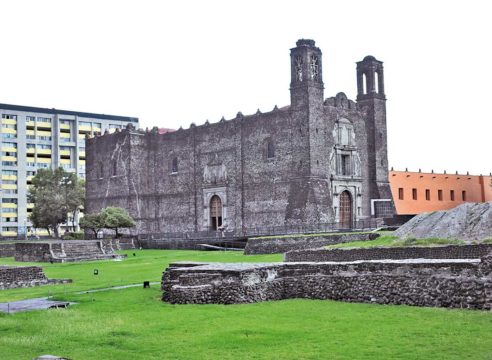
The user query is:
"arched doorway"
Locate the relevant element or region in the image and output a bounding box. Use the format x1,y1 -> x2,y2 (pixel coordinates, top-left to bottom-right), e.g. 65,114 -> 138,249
339,190 -> 353,229
210,195 -> 222,231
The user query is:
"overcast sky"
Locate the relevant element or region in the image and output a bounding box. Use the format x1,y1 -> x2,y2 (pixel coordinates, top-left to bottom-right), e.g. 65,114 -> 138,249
1,0 -> 491,175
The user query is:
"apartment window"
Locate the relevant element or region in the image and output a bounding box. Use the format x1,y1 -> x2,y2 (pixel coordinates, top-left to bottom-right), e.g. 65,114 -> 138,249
37,163 -> 50,169
2,161 -> 17,166
438,189 -> 443,201
1,114 -> 17,120
450,190 -> 455,201
2,189 -> 17,194
2,133 -> 16,139
26,171 -> 36,177
412,188 -> 417,200
2,198 -> 17,204
79,121 -> 91,127
37,144 -> 52,150
2,180 -> 17,185
1,123 -> 17,130
37,117 -> 51,123
425,189 -> 430,200
2,170 -> 17,176
109,124 -> 121,129
93,122 -> 101,128
398,188 -> 404,200
2,142 -> 17,148
1,208 -> 17,213
60,119 -> 72,124
38,136 -> 52,141
26,116 -> 35,121
462,190 -> 467,201
27,143 -> 36,149
1,151 -> 16,157
2,227 -> 18,232
4,217 -> 18,222
26,134 -> 35,140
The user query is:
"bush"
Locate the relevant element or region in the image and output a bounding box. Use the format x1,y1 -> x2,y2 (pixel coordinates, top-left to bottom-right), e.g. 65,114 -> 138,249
62,231 -> 85,240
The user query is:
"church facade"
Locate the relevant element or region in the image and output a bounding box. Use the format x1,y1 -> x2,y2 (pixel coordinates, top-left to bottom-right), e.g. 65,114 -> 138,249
85,39 -> 393,236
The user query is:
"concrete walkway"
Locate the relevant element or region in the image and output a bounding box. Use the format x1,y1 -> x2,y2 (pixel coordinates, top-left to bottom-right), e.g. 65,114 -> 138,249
0,281 -> 160,314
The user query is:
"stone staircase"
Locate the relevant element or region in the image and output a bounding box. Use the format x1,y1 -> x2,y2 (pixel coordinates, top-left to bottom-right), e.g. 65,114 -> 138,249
49,241 -> 125,263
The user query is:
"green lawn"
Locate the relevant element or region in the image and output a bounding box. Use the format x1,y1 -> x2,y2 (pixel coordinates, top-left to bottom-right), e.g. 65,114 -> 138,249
1,250 -> 491,360
326,235 -> 468,249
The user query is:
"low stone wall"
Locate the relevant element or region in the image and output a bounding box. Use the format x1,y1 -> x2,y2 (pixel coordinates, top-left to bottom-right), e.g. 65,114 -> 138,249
285,244 -> 492,262
137,238 -> 247,250
0,265 -> 72,290
14,242 -> 52,262
100,238 -> 136,252
0,265 -> 48,290
15,241 -> 126,263
0,243 -> 15,257
244,233 -> 379,255
162,255 -> 492,309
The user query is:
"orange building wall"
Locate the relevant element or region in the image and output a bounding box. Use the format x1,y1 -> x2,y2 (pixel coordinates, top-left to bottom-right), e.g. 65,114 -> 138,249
389,171 -> 492,215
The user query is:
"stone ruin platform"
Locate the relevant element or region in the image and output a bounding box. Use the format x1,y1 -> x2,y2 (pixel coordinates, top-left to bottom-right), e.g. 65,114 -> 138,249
162,253 -> 492,309
0,265 -> 71,290
14,240 -> 126,263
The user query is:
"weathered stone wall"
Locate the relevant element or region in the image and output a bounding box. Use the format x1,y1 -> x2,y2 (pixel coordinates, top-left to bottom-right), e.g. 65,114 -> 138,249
285,244 -> 492,262
14,242 -> 52,262
0,266 -> 48,290
0,243 -> 15,257
15,241 -> 125,263
162,255 -> 492,309
136,237 -> 246,250
85,40 -> 393,237
244,233 -> 379,254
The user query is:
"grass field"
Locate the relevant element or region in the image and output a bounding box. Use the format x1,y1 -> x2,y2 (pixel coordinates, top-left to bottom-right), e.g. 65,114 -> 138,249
1,250 -> 491,359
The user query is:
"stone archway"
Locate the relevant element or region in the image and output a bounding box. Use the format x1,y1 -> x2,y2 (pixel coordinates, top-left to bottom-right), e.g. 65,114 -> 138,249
339,190 -> 353,229
210,195 -> 223,231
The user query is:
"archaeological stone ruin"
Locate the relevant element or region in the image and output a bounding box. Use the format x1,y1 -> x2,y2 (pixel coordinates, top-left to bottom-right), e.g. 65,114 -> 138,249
0,265 -> 70,290
14,240 -> 127,263
395,201 -> 492,242
162,244 -> 492,309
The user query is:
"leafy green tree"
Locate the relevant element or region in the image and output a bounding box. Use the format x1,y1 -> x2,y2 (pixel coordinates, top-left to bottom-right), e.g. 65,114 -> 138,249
79,213 -> 104,238
28,168 -> 85,238
99,206 -> 136,238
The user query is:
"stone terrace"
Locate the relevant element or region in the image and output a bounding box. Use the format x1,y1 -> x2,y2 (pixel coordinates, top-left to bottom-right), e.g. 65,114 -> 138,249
162,254 -> 492,309
15,241 -> 126,263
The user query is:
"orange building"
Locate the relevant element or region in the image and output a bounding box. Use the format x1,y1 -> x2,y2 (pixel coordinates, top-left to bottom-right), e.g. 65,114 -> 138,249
389,170 -> 492,215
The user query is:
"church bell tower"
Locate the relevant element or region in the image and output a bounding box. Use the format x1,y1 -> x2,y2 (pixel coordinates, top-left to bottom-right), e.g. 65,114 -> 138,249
290,39 -> 324,109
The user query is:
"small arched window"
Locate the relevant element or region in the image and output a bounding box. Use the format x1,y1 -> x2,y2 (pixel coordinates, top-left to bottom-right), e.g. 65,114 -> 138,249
362,73 -> 368,94
171,157 -> 178,173
266,140 -> 275,159
99,163 -> 104,179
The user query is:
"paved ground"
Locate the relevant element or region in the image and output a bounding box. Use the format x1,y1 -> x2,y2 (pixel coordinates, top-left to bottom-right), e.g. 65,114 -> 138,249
0,298 -> 72,314
0,281 -> 160,314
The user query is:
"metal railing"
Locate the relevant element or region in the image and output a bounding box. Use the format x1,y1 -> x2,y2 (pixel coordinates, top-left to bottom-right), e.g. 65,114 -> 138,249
137,218 -> 380,240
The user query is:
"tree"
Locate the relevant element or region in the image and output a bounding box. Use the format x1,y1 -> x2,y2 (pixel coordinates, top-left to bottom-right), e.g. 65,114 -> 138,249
79,213 -> 104,238
99,206 -> 136,238
28,168 -> 85,238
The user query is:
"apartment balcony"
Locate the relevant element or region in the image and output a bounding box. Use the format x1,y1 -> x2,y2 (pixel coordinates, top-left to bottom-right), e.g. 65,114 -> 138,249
1,156 -> 17,162
1,175 -> 17,181
36,121 -> 52,129
2,119 -> 17,125
37,149 -> 52,155
1,203 -> 18,209
78,125 -> 91,133
1,211 -> 18,218
1,231 -> 17,237
1,147 -> 17,153
1,184 -> 17,190
1,128 -> 17,135
59,123 -> 71,130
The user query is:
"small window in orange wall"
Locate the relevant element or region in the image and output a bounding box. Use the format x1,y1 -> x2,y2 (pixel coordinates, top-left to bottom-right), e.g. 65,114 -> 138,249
412,188 -> 417,200
450,190 -> 455,201
425,189 -> 430,201
398,188 -> 404,200
462,190 -> 467,201
438,189 -> 443,201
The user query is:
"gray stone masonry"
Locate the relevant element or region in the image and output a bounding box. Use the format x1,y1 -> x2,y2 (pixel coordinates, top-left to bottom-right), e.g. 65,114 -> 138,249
244,233 -> 379,254
162,254 -> 492,309
395,202 -> 492,242
15,240 -> 126,263
85,40 -> 394,238
0,265 -> 71,290
284,244 -> 492,262
0,243 -> 15,257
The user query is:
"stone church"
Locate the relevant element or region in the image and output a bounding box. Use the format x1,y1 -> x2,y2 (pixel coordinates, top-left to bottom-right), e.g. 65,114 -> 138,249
85,39 -> 394,236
